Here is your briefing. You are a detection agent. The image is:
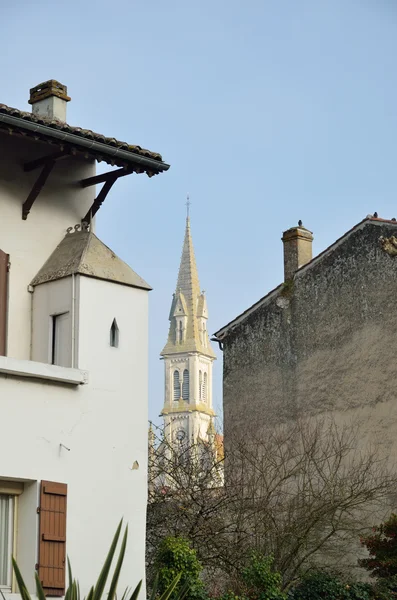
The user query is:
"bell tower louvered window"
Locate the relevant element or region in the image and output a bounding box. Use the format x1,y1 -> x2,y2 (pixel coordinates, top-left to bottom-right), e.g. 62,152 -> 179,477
203,372 -> 207,402
199,370 -> 202,400
182,369 -> 189,401
173,370 -> 180,401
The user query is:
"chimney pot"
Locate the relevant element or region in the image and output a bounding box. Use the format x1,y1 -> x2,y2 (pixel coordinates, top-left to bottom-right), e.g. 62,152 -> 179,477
282,223 -> 313,281
29,80 -> 71,121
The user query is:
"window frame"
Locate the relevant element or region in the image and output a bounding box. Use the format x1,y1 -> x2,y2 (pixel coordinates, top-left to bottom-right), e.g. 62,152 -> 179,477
173,370 -> 180,401
182,369 -> 189,401
0,493 -> 15,592
50,312 -> 70,366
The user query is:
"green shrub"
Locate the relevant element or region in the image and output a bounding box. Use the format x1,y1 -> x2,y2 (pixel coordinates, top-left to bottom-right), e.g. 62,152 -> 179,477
370,574 -> 397,599
239,553 -> 285,600
359,514 -> 397,579
288,571 -> 372,600
155,537 -> 205,600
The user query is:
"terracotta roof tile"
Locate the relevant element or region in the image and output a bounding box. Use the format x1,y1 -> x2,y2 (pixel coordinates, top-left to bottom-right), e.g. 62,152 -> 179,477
0,102 -> 163,162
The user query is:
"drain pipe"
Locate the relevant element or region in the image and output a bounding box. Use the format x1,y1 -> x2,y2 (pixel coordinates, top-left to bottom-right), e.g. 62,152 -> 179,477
211,337 -> 223,351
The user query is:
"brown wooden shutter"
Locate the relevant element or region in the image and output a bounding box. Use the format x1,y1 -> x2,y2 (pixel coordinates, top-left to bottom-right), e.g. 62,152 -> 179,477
38,481 -> 67,597
0,249 -> 9,356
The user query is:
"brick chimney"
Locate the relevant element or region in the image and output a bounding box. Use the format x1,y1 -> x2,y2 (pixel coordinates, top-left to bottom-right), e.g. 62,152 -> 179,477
29,80 -> 71,121
282,221 -> 313,281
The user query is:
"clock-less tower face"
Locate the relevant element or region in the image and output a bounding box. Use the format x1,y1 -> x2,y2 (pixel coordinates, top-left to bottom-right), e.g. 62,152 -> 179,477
175,429 -> 186,442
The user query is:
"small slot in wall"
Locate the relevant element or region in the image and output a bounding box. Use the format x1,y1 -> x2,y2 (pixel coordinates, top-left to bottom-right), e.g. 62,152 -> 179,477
110,319 -> 119,348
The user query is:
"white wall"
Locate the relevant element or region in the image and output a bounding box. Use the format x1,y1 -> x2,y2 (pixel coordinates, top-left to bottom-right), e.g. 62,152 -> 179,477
0,132 -> 95,361
0,275 -> 149,597
0,128 -> 150,598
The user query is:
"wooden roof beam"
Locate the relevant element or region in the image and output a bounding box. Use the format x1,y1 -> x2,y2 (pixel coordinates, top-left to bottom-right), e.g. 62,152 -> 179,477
80,167 -> 134,188
23,150 -> 70,172
22,160 -> 55,220
83,174 -> 118,223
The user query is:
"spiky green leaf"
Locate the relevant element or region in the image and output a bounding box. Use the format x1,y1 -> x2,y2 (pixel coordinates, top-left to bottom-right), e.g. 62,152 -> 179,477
107,525 -> 128,600
12,557 -> 33,600
127,580 -> 142,600
92,519 -> 123,600
158,573 -> 182,600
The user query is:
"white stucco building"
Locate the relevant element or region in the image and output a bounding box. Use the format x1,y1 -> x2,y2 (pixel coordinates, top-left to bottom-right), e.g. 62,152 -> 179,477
0,80 -> 169,597
160,214 -> 217,446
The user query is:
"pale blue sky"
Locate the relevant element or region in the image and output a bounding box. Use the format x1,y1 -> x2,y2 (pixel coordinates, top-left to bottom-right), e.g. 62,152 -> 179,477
2,1 -> 397,423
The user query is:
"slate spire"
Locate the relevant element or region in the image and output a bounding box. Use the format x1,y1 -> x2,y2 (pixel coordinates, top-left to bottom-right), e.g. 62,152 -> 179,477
161,216 -> 215,358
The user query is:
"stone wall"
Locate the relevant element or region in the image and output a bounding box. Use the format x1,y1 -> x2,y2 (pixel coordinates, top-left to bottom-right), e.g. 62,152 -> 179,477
221,220 -> 397,449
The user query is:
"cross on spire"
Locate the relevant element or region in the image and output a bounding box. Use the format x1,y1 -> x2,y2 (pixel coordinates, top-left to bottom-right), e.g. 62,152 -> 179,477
185,194 -> 191,218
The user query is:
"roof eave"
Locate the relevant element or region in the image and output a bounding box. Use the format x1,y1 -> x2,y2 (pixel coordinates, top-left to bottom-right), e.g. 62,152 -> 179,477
0,112 -> 170,174
31,271 -> 152,291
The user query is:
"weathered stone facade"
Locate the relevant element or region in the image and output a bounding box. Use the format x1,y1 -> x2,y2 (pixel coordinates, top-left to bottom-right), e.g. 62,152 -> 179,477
215,217 -> 397,448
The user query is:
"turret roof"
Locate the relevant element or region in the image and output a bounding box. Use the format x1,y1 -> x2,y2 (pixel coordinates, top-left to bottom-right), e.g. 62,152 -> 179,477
31,224 -> 151,290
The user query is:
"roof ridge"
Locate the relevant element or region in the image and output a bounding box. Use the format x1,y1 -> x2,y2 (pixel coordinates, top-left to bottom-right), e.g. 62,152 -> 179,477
214,217 -> 397,338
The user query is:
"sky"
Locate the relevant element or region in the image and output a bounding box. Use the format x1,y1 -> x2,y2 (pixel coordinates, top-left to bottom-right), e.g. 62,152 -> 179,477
1,0 -> 397,424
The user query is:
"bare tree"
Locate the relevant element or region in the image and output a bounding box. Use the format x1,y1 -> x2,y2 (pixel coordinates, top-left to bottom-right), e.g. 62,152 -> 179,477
147,417 -> 397,590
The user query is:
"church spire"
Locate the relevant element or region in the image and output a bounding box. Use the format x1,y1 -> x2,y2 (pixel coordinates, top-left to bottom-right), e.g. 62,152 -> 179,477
161,213 -> 215,359
160,205 -> 216,448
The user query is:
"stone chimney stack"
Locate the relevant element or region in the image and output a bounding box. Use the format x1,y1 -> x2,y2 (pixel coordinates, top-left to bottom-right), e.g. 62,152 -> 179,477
282,221 -> 313,281
29,80 -> 71,122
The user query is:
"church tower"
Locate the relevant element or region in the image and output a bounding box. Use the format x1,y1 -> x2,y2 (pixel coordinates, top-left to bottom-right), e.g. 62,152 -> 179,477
160,213 -> 216,446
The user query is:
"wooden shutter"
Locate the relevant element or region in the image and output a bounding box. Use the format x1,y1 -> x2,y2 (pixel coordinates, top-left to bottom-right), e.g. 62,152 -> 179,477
0,249 -> 8,356
38,481 -> 67,597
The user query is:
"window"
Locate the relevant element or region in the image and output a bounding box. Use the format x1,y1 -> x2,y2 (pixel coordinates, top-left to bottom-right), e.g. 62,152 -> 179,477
182,369 -> 189,401
199,370 -> 202,400
51,312 -> 70,367
173,371 -> 180,401
0,494 -> 13,590
178,321 -> 183,343
110,319 -> 119,348
203,372 -> 207,402
0,249 -> 9,357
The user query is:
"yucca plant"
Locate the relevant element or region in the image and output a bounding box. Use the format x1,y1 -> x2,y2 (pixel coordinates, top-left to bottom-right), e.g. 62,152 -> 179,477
12,519 -> 188,600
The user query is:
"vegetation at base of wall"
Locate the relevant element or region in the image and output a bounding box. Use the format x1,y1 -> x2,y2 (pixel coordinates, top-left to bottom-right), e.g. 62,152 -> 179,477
240,553 -> 286,600
154,537 -> 206,600
370,575 -> 397,599
287,571 -> 372,600
359,514 -> 397,579
13,520 -> 187,600
148,418 -> 396,589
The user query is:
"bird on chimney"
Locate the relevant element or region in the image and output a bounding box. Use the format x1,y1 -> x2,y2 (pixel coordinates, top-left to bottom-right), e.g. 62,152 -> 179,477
374,212 -> 378,218
298,220 -> 303,227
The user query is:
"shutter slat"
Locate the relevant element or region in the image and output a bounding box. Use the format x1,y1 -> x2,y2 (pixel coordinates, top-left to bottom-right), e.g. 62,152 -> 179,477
0,249 -> 8,356
43,483 -> 67,496
39,480 -> 67,597
41,581 -> 65,589
42,534 -> 66,542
